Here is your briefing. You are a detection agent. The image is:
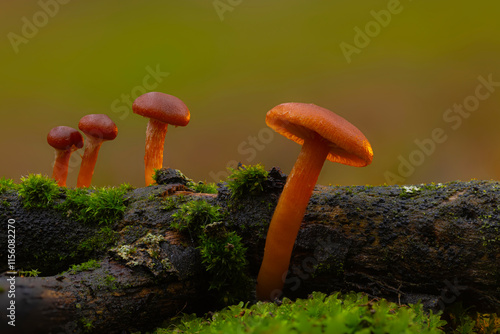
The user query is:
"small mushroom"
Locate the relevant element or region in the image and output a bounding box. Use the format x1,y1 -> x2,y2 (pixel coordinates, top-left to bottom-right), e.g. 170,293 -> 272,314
256,102 -> 373,301
47,126 -> 84,187
132,92 -> 190,186
76,114 -> 118,188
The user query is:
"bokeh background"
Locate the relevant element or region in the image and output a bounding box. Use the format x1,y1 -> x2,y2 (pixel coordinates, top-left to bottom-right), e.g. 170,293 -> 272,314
1,0 -> 499,188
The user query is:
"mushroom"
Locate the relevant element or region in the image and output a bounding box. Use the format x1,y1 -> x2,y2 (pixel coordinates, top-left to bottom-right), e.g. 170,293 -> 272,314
76,114 -> 118,188
132,92 -> 190,186
256,102 -> 373,301
47,126 -> 84,187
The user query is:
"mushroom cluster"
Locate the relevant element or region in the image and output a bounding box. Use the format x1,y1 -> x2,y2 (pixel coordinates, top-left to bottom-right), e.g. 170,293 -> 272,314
44,95 -> 375,304
45,92 -> 190,188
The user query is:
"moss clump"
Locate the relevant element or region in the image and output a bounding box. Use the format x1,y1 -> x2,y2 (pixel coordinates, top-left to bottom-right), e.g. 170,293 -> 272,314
156,291 -> 446,334
0,177 -> 16,193
17,269 -> 41,277
170,199 -> 249,305
188,181 -> 218,194
198,222 -> 250,304
171,199 -> 222,236
57,187 -> 88,216
79,317 -> 94,333
58,186 -> 127,225
226,164 -> 268,199
66,259 -> 101,274
18,174 -> 60,209
84,187 -> 127,225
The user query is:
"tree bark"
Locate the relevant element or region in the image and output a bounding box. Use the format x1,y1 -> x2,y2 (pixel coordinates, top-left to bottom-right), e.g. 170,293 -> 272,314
1,168 -> 499,333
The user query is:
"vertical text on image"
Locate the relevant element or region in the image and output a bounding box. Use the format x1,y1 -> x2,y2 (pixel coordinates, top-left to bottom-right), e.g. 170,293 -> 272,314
6,218 -> 17,327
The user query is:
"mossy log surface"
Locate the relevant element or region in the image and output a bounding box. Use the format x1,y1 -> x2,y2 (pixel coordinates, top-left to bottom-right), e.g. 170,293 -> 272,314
1,168 -> 500,333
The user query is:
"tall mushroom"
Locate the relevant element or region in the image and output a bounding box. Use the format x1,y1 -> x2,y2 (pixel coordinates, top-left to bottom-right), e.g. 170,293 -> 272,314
256,102 -> 373,301
132,92 -> 190,186
47,126 -> 84,187
76,114 -> 118,188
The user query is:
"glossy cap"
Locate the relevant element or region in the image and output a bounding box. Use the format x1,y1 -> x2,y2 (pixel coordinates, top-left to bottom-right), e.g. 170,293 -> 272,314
78,114 -> 118,141
132,92 -> 190,126
266,102 -> 373,167
47,126 -> 84,151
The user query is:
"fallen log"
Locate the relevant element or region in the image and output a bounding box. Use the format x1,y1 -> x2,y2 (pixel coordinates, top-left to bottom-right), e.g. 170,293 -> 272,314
0,168 -> 499,333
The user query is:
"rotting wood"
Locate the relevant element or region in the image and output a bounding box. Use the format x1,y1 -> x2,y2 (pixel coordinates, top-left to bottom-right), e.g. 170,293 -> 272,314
1,168 -> 499,333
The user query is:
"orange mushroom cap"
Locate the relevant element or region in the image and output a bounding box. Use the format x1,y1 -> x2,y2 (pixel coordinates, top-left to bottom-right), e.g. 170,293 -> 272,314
132,92 -> 190,126
257,102 -> 373,300
78,114 -> 118,140
47,126 -> 84,151
76,114 -> 117,188
266,102 -> 373,167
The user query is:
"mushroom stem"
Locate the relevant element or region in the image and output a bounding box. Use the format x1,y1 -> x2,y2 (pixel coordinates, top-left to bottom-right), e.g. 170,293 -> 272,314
144,118 -> 168,186
76,137 -> 104,188
256,133 -> 330,301
52,150 -> 72,187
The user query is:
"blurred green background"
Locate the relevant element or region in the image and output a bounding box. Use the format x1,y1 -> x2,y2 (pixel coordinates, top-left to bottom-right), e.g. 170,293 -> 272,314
1,0 -> 499,188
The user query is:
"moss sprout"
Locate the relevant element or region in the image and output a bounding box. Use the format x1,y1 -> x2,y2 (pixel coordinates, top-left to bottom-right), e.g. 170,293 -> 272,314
161,193 -> 189,211
17,269 -> 41,277
198,222 -> 250,304
188,181 -> 218,194
18,174 -> 61,209
85,187 -> 127,225
226,164 -> 268,199
169,199 -> 249,304
66,259 -> 101,274
58,186 -> 127,225
0,177 -> 16,193
171,199 -> 222,236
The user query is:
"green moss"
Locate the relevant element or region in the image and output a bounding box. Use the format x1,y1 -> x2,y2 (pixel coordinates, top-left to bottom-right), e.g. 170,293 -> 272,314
226,164 -> 268,199
66,259 -> 101,274
17,269 -> 41,277
80,317 -> 94,332
77,226 -> 119,256
161,197 -> 178,211
188,181 -> 218,194
171,199 -> 222,236
18,174 -> 60,209
103,274 -> 118,290
170,199 -> 249,305
119,182 -> 135,191
198,222 -> 250,304
0,177 -> 16,193
161,193 -> 189,211
84,187 -> 127,225
155,291 -> 446,334
58,186 -> 126,225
